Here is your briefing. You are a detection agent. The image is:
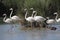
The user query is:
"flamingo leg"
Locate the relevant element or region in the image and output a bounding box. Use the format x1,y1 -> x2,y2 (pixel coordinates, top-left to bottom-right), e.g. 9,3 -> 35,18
8,23 -> 14,32
31,22 -> 33,29
40,23 -> 43,29
43,22 -> 47,29
38,22 -> 41,29
10,21 -> 16,32
13,24 -> 16,32
40,21 -> 44,29
50,23 -> 54,27
10,25 -> 14,32
36,22 -> 38,27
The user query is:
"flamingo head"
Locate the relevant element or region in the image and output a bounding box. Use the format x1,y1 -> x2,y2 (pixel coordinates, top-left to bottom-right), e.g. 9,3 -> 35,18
24,8 -> 27,12
46,17 -> 49,20
33,11 -> 37,13
54,12 -> 57,15
3,14 -> 6,16
24,8 -> 27,11
30,8 -> 34,11
9,8 -> 13,10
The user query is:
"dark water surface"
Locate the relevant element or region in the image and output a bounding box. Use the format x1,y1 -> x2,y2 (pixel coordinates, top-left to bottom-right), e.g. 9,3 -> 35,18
0,24 -> 60,40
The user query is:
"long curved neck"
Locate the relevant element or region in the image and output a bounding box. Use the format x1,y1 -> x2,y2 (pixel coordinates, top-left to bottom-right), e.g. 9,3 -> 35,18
55,14 -> 58,20
31,10 -> 34,17
25,10 -> 28,19
10,10 -> 13,18
31,11 -> 34,17
31,11 -> 37,17
34,12 -> 37,17
3,15 -> 6,22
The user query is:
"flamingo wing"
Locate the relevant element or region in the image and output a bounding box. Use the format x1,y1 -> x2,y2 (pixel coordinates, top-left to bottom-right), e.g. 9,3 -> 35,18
11,15 -> 20,21
26,17 -> 34,22
46,19 -> 55,24
34,16 -> 46,22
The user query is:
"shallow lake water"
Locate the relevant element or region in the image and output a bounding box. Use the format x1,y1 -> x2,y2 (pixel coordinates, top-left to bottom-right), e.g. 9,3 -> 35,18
0,24 -> 60,40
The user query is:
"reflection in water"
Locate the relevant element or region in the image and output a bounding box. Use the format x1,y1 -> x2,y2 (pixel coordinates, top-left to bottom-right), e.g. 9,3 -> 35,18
0,24 -> 60,40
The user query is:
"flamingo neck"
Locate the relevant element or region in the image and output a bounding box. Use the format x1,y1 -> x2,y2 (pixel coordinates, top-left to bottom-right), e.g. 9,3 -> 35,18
31,11 -> 37,17
10,10 -> 13,18
31,11 -> 34,17
34,12 -> 37,17
25,10 -> 28,19
3,15 -> 6,22
55,14 -> 58,20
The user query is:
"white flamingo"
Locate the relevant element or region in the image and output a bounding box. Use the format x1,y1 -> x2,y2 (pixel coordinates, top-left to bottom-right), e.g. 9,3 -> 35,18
32,11 -> 46,28
9,8 -> 21,23
45,12 -> 59,27
3,14 -> 12,23
54,12 -> 60,23
3,14 -> 14,32
24,8 -> 34,29
46,17 -> 56,26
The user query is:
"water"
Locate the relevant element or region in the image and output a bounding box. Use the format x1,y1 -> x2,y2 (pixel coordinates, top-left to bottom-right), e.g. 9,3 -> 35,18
0,24 -> 60,40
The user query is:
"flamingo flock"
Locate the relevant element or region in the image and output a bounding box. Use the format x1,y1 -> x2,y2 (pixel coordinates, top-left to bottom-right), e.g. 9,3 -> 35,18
3,8 -> 21,32
3,8 -> 59,32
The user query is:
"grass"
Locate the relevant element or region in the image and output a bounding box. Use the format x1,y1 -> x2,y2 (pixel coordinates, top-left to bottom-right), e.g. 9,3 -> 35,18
1,0 -> 60,18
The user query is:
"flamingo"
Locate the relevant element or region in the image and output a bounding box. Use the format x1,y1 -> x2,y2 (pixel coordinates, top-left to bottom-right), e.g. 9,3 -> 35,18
54,12 -> 60,23
46,12 -> 60,26
32,10 -> 46,28
3,14 -> 12,23
24,8 -> 35,29
46,17 -> 56,27
9,8 -> 21,23
3,14 -> 14,32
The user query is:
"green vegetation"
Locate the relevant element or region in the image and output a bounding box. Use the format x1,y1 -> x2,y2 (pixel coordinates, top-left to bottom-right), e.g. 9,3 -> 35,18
0,0 -> 60,21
